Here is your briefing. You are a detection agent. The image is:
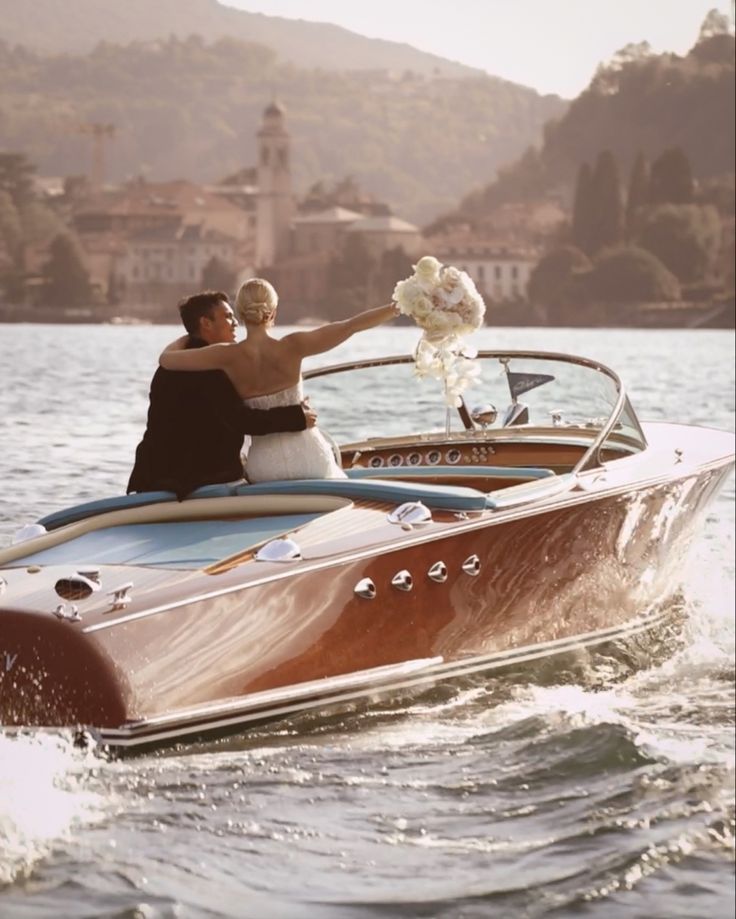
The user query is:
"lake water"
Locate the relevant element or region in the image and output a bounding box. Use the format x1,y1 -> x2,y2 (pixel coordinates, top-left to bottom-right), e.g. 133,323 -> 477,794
0,324 -> 734,918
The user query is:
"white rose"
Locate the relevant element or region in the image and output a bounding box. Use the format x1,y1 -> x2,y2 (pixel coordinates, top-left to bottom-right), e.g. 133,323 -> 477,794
422,312 -> 451,334
411,297 -> 434,319
392,277 -> 415,310
413,256 -> 442,287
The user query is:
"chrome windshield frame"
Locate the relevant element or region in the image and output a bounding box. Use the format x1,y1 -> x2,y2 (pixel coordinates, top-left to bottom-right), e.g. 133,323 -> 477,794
304,350 -> 647,476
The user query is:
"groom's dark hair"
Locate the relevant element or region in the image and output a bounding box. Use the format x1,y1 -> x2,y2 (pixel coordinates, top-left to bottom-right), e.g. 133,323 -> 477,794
178,290 -> 229,336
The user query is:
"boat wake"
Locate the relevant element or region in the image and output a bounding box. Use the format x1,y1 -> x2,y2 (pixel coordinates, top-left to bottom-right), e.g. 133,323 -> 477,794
0,731 -> 108,886
0,546 -> 730,917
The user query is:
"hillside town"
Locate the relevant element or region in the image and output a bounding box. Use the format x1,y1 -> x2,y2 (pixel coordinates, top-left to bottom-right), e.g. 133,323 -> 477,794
2,80 -> 734,329
0,102 -> 551,324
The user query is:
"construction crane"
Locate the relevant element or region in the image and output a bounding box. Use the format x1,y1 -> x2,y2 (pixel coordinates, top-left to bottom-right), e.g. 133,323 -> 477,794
76,122 -> 116,192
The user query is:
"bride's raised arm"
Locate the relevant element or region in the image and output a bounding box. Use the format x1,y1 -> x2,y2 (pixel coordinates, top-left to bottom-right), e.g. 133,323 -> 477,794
159,337 -> 236,371
287,302 -> 398,358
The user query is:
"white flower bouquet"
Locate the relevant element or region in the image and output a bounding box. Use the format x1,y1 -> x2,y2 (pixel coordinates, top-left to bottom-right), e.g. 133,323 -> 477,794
393,256 -> 486,406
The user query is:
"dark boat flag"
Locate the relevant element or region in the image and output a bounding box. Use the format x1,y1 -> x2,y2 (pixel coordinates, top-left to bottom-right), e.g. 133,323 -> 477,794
507,371 -> 555,400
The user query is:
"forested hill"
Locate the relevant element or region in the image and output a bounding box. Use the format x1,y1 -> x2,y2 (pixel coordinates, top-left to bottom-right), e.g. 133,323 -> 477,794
0,37 -> 565,224
0,0 -> 477,76
430,31 -> 735,230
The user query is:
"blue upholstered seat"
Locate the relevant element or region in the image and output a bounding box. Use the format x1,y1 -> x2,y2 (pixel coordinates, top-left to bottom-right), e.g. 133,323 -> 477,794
233,478 -> 488,511
38,474 -> 492,531
39,457 -> 558,532
38,482 -> 239,531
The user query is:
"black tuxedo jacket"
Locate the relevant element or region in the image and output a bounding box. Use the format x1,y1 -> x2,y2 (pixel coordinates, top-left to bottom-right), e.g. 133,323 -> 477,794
127,339 -> 306,499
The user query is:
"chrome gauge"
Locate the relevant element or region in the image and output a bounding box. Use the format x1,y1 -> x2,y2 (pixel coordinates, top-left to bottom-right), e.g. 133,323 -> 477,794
446,448 -> 462,464
369,455 -> 384,468
407,452 -> 422,466
388,454 -> 403,467
426,450 -> 441,465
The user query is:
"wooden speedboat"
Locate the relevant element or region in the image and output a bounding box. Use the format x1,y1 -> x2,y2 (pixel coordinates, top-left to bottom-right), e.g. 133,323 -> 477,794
1,351 -> 733,753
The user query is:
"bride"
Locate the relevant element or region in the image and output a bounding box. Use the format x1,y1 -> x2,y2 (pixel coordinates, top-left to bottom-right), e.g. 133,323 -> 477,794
159,278 -> 398,482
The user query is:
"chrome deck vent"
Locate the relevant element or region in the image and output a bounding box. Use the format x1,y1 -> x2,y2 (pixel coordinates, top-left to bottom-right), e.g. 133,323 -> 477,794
255,538 -> 302,563
54,571 -> 101,601
428,562 -> 448,583
387,501 -> 432,530
354,577 -> 377,600
391,570 -> 413,591
462,555 -> 481,576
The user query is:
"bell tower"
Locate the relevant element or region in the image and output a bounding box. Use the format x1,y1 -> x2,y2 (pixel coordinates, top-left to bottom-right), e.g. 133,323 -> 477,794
255,101 -> 294,268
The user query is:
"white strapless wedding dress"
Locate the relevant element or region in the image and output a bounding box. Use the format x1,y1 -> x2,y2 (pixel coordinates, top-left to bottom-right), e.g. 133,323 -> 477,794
244,381 -> 347,483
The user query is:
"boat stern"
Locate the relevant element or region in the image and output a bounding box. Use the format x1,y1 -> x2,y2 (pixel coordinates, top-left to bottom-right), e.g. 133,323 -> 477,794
0,606 -> 130,729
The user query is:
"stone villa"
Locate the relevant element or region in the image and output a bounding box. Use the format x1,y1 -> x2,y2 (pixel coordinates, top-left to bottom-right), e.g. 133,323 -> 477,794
63,102 -> 539,318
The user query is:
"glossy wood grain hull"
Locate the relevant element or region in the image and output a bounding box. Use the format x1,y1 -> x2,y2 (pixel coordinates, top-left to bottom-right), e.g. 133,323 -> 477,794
1,457 -> 730,751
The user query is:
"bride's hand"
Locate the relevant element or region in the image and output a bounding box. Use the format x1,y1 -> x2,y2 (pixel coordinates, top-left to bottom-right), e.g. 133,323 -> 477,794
302,397 -> 318,429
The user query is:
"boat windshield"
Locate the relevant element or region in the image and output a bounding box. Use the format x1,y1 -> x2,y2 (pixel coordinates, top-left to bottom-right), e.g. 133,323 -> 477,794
304,351 -> 646,469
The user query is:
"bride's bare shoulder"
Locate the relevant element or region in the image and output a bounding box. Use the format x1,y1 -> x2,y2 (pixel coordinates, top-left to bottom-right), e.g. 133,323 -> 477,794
280,328 -> 323,352
277,331 -> 308,349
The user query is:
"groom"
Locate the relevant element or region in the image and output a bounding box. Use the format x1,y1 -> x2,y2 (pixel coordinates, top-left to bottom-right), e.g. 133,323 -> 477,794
127,290 -> 315,499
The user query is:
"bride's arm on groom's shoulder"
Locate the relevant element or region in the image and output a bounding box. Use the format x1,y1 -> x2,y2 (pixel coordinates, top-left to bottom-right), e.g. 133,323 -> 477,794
287,302 -> 398,357
159,337 -> 236,371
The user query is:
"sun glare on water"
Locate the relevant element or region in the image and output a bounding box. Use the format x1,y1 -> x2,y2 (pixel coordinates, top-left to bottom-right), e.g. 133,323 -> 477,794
0,732 -> 108,885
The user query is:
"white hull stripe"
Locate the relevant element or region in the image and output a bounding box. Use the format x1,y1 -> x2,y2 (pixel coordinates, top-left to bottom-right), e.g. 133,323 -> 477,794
94,607 -> 669,749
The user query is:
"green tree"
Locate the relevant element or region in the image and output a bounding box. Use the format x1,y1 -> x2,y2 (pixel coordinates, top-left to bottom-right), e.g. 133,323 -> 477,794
106,268 -> 125,306
201,255 -> 237,294
0,256 -> 27,303
324,234 -> 378,317
0,152 -> 36,209
0,189 -> 26,302
649,147 -> 694,205
586,246 -> 681,302
588,150 -> 625,254
698,8 -> 731,41
625,152 -> 650,238
697,175 -> 735,217
636,204 -> 722,283
528,245 -> 592,308
372,246 -> 414,303
0,189 -> 23,257
571,162 -> 594,253
42,233 -> 91,306
19,199 -> 65,245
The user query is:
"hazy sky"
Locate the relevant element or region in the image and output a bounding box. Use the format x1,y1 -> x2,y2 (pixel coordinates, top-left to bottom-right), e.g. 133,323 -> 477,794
224,0 -> 733,97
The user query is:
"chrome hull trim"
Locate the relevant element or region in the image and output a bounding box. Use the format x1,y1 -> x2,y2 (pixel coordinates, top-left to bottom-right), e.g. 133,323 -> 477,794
93,607 -> 670,751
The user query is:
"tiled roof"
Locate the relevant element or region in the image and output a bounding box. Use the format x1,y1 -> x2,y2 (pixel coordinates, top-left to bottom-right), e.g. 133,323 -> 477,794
346,215 -> 419,233
293,206 -> 363,225
74,180 -> 246,218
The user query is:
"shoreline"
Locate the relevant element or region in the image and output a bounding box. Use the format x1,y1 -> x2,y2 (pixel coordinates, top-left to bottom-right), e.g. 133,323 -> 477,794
0,296 -> 733,330
0,312 -> 732,330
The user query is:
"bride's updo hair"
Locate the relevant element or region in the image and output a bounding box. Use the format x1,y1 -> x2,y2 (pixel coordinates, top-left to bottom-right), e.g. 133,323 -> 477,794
236,278 -> 278,326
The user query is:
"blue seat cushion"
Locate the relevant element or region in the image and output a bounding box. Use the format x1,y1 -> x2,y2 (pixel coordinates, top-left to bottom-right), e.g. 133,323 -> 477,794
38,470 -> 500,533
235,477 -> 488,511
38,483 -> 239,531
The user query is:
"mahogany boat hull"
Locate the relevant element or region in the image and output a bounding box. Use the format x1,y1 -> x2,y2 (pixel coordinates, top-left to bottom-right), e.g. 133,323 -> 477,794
1,457 -> 730,752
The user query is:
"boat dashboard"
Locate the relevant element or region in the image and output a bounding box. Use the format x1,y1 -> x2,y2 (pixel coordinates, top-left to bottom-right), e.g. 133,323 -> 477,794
306,349 -> 648,479
339,429 -> 638,474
